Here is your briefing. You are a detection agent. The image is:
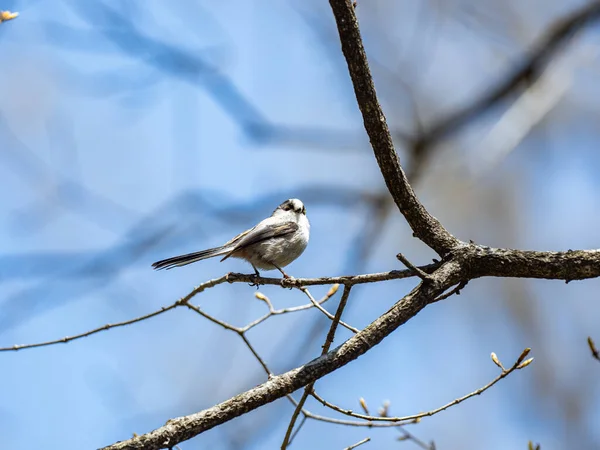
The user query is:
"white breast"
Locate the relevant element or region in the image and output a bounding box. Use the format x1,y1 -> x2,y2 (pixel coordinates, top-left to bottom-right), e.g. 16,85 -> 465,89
246,214 -> 310,270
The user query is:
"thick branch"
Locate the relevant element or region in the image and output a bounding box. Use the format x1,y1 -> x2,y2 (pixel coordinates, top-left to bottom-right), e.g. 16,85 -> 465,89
101,261 -> 463,450
466,247 -> 600,281
328,0 -> 459,255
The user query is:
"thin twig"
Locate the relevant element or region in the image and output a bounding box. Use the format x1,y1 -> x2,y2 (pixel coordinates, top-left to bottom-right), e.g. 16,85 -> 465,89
175,285 -> 398,436
287,415 -> 307,446
225,264 -> 439,288
282,388 -> 311,449
0,276 -> 340,352
280,393 -> 405,428
0,304 -> 179,352
183,302 -> 240,332
0,275 -> 231,352
396,253 -> 430,281
300,409 -> 409,428
432,280 -> 468,303
397,428 -> 434,450
185,287 -> 394,432
588,337 -> 600,362
298,286 -> 359,334
101,269 -> 460,450
241,285 -> 339,332
239,333 -> 272,376
281,286 -> 353,448
344,437 -> 370,450
311,348 -> 533,424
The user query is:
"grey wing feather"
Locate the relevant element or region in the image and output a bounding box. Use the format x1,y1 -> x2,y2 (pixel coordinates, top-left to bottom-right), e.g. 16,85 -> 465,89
151,226 -> 256,270
152,246 -> 227,270
220,222 -> 299,261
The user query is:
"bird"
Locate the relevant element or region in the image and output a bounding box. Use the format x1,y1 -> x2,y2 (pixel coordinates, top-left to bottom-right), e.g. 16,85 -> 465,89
152,199 -> 310,278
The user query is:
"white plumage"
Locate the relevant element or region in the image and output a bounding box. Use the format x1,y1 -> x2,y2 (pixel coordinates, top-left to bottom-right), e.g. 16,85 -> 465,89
152,199 -> 310,278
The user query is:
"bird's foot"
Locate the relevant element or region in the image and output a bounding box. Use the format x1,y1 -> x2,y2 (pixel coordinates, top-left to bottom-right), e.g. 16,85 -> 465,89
248,270 -> 261,289
280,274 -> 296,290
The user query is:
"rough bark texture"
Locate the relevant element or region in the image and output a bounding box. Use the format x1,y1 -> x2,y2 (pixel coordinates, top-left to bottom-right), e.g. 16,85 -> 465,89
328,0 -> 459,256
466,247 -> 600,281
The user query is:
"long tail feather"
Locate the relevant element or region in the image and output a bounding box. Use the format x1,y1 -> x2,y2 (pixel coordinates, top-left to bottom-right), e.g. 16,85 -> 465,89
152,246 -> 228,270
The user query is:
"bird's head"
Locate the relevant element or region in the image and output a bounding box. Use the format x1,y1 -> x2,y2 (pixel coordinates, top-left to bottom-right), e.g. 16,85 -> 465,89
273,198 -> 306,217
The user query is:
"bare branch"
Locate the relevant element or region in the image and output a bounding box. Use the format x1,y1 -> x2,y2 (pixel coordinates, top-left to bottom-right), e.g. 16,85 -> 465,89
0,276 -> 339,352
287,415 -> 307,446
281,285 -> 354,448
225,264 -> 440,287
432,280 -> 468,303
310,348 -> 533,424
241,286 -> 339,333
297,286 -> 359,334
344,437 -> 370,450
396,253 -> 431,281
287,395 -> 408,429
466,247 -> 600,281
101,263 -> 461,450
397,428 -> 434,450
328,0 -> 459,256
588,337 -> 600,362
0,304 -> 177,352
0,275 -> 231,352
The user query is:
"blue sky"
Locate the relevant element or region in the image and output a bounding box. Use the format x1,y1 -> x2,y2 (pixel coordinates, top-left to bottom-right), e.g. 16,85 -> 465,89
1,1 -> 600,449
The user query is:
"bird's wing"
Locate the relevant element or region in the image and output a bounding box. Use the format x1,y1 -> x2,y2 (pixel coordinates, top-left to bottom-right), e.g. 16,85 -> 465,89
220,221 -> 299,261
222,226 -> 254,247
152,226 -> 257,270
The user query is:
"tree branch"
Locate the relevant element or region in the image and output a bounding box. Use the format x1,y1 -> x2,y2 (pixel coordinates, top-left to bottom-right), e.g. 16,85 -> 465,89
101,261 -> 462,450
466,247 -> 600,281
344,437 -> 370,450
328,0 -> 459,256
224,264 -> 440,287
588,337 -> 600,362
0,304 -> 178,352
281,286 -> 353,448
0,275 -> 341,352
0,275 -> 232,352
310,348 -> 533,424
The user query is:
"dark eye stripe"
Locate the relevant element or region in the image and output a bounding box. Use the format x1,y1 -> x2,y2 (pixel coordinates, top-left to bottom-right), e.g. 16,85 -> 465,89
279,200 -> 304,212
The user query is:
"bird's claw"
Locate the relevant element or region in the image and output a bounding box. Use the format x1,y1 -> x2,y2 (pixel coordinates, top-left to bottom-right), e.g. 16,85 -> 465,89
280,275 -> 296,289
248,273 -> 261,289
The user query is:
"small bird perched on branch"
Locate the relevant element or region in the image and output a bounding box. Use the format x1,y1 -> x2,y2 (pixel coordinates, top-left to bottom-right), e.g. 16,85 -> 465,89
152,199 -> 310,278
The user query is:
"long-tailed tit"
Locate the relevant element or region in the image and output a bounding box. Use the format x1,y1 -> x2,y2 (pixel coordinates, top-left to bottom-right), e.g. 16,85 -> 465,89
152,199 -> 310,278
